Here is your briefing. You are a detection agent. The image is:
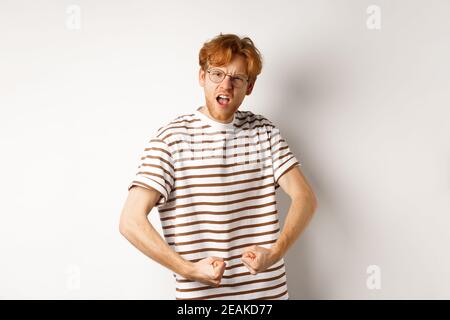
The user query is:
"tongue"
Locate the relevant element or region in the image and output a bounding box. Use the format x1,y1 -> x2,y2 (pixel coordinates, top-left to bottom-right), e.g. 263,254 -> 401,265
218,98 -> 229,105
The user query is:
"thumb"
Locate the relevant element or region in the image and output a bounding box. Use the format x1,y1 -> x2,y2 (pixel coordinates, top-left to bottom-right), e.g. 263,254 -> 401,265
213,260 -> 226,269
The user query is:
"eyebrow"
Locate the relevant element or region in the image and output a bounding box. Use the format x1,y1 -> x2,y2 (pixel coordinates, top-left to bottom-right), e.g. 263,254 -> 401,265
210,67 -> 247,76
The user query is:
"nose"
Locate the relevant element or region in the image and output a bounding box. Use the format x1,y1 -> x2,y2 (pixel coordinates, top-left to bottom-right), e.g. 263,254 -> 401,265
219,75 -> 233,89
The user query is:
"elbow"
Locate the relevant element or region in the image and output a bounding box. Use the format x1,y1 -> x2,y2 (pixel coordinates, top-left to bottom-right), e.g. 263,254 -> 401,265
309,192 -> 318,213
119,219 -> 127,238
119,211 -> 148,239
293,192 -> 318,213
119,213 -> 132,238
310,192 -> 318,211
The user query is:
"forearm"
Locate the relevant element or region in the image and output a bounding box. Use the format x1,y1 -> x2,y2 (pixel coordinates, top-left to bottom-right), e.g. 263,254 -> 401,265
271,196 -> 316,262
120,215 -> 192,278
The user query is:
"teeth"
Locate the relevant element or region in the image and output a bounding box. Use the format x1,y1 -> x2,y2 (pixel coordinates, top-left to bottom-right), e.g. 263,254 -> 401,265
218,95 -> 230,99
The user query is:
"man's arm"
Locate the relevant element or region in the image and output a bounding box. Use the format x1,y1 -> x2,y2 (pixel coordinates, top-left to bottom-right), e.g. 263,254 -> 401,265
241,166 -> 317,274
270,165 -> 317,261
119,186 -> 226,286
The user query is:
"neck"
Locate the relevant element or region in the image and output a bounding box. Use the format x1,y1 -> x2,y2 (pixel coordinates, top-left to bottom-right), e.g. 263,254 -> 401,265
200,106 -> 234,124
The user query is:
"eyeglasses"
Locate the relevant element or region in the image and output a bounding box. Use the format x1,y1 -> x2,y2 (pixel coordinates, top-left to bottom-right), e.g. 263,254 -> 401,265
206,68 -> 249,88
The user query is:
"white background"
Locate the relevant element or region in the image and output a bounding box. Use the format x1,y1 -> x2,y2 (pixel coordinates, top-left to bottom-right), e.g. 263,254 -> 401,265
1,0 -> 449,299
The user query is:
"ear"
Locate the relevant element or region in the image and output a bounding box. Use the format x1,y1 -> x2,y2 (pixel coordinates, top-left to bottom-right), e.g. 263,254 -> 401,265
246,80 -> 255,95
199,68 -> 206,87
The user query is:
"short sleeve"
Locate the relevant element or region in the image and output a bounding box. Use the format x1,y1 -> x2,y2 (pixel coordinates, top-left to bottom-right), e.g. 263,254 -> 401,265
128,137 -> 175,207
269,125 -> 302,189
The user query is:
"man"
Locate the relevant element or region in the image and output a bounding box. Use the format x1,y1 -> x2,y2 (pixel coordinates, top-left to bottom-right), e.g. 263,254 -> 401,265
119,33 -> 317,300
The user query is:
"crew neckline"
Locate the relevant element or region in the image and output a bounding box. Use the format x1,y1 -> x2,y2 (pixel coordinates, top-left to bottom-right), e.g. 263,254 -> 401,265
195,106 -> 237,130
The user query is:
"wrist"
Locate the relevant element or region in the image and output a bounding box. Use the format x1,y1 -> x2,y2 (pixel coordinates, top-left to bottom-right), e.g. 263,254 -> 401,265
180,260 -> 195,279
270,243 -> 285,263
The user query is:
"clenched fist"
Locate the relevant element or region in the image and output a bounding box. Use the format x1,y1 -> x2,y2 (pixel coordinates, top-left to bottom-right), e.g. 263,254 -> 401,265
241,245 -> 278,275
189,256 -> 227,287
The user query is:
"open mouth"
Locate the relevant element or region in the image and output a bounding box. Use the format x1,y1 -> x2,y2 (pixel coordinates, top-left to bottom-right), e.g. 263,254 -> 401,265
216,94 -> 231,106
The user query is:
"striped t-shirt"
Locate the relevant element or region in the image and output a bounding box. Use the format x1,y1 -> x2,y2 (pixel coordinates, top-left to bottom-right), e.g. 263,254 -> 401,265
128,106 -> 301,300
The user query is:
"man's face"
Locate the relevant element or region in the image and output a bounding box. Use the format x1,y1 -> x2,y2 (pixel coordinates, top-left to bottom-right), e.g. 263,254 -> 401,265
199,54 -> 255,123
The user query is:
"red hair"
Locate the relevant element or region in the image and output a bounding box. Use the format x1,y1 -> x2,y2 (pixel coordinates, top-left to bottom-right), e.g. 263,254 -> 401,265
199,33 -> 263,83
